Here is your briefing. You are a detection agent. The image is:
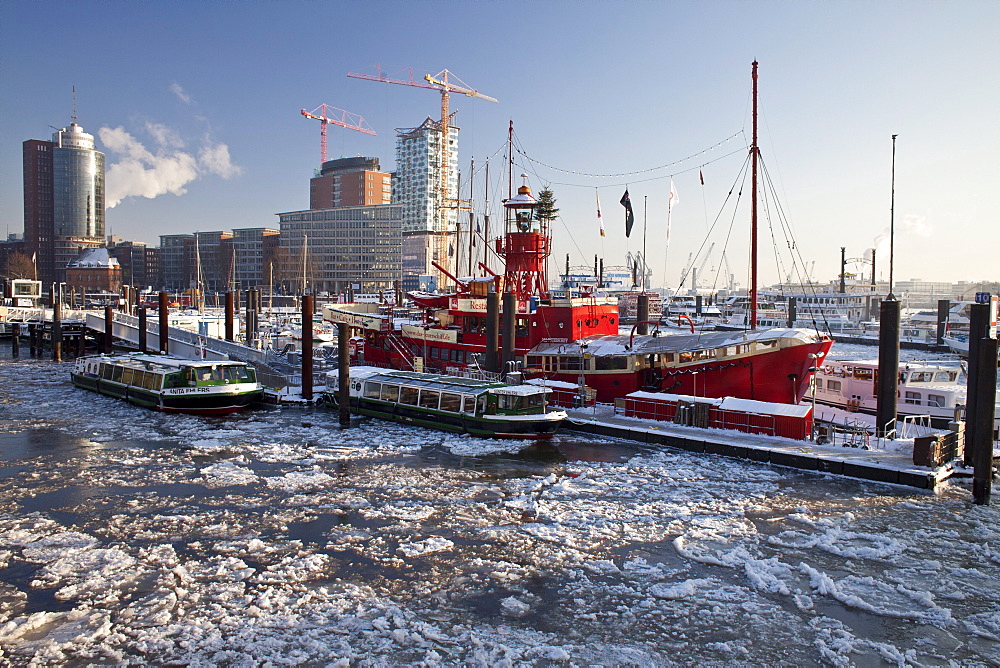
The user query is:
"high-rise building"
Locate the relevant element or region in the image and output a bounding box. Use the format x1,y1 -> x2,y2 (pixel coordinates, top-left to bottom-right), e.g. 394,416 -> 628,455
310,157 -> 392,209
394,118 -> 459,279
23,121 -> 106,284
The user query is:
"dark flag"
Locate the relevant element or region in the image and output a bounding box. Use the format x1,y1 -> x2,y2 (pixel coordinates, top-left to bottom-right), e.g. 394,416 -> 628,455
620,189 -> 635,237
699,169 -> 704,185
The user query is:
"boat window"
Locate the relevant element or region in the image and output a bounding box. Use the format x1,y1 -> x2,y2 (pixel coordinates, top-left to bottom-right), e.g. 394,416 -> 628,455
826,380 -> 842,392
496,394 -> 521,411
910,371 -> 932,382
526,355 -> 546,370
756,340 -> 777,350
558,356 -> 583,371
439,393 -> 461,412
151,374 -> 164,390
380,384 -> 400,402
225,366 -> 250,381
524,393 -> 545,409
364,382 -> 381,399
100,364 -> 113,380
853,368 -> 873,380
934,371 -> 956,382
122,368 -> 135,386
927,394 -> 946,407
477,396 -> 487,414
400,387 -> 419,405
212,367 -> 226,382
196,368 -> 213,382
679,350 -> 711,364
111,366 -> 124,382
595,356 -> 628,370
419,390 -> 440,410
904,391 -> 922,405
815,378 -> 824,389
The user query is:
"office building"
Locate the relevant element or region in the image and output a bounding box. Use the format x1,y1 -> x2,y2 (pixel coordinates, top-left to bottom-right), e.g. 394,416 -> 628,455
23,121 -> 106,284
310,157 -> 392,209
277,205 -> 402,295
231,227 -> 280,290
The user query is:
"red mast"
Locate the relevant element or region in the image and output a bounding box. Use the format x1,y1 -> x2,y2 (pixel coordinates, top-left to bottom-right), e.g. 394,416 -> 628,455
750,61 -> 759,330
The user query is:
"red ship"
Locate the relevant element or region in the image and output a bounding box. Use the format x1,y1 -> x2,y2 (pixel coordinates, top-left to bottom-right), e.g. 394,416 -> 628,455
325,63 -> 832,406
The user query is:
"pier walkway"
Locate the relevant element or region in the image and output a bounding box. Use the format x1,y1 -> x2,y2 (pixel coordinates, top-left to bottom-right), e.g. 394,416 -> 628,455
563,405 -> 954,490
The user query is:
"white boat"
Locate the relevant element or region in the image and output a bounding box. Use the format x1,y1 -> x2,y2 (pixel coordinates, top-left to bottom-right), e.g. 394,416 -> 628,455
813,359 -> 999,430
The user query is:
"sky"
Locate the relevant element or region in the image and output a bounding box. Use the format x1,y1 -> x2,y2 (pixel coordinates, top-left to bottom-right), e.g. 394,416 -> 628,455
1,0 -> 998,289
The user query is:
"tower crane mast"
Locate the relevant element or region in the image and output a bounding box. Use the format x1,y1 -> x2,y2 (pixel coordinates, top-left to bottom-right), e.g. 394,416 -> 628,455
300,104 -> 376,167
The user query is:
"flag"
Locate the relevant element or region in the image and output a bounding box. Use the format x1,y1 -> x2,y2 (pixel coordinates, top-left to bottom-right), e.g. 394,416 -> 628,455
448,242 -> 454,257
668,179 -> 679,213
620,189 -> 634,238
596,189 -> 605,237
699,169 -> 704,186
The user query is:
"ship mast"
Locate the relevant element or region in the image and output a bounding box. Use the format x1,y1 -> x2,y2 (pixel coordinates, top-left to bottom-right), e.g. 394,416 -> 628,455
750,60 -> 759,330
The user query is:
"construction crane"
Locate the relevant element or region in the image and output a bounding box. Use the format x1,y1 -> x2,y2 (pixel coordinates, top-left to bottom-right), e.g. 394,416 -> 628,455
347,65 -> 497,282
300,104 -> 376,167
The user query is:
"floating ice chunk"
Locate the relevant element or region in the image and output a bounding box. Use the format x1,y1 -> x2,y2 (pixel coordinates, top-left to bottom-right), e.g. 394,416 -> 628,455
21,532 -> 99,563
264,470 -> 335,491
397,536 -> 454,557
501,596 -> 530,615
649,578 -> 711,600
200,460 -> 259,487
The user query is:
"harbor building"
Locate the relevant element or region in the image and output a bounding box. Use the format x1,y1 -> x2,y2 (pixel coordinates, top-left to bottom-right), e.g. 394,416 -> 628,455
394,118 -> 459,282
65,247 -> 121,302
109,240 -> 151,290
158,234 -> 193,292
310,157 -> 392,209
277,204 -> 402,295
23,121 -> 106,285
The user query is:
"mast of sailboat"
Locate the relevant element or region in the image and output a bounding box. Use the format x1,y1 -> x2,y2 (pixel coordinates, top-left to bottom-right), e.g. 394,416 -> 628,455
750,60 -> 759,330
301,233 -> 308,296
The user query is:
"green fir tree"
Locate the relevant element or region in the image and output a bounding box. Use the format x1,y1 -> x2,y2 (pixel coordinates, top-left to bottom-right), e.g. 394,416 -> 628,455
535,188 -> 559,225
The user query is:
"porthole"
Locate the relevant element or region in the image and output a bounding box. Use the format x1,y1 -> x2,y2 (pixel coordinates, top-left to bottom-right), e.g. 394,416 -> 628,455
610,317 -> 616,325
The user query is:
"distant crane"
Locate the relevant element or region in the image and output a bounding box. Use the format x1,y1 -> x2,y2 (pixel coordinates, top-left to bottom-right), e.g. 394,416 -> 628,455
300,104 -> 376,167
347,65 -> 497,281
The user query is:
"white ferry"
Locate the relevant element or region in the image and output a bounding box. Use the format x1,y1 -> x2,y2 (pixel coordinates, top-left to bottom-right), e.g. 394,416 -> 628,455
814,359 -> 999,429
71,353 -> 263,415
323,366 -> 567,439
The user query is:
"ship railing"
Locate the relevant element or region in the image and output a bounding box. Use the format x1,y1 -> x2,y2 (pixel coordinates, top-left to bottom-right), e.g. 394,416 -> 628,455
443,365 -> 504,383
385,332 -> 417,369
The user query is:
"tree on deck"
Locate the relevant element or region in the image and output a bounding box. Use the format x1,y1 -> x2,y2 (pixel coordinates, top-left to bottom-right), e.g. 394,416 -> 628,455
536,188 -> 559,226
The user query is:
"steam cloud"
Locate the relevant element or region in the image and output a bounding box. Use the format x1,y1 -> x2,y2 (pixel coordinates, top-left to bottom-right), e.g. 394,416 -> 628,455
872,214 -> 932,256
99,123 -> 242,208
170,82 -> 191,104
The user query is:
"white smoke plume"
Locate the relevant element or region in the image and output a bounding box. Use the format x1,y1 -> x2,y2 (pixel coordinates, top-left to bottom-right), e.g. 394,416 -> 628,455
99,123 -> 242,208
872,214 -> 932,257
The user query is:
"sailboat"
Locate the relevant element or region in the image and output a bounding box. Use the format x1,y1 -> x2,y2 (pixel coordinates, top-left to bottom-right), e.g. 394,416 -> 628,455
327,64 -> 833,405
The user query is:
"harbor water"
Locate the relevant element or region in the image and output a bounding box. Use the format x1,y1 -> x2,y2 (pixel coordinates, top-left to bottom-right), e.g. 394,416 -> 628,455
0,341 -> 998,665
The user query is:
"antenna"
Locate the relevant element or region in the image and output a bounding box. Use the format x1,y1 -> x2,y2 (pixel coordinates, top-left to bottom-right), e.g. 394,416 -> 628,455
71,85 -> 77,124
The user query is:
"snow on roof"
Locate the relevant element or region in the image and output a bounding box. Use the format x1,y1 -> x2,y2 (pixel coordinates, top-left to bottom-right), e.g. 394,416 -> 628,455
530,328 -> 823,357
525,377 -> 580,390
625,391 -> 811,417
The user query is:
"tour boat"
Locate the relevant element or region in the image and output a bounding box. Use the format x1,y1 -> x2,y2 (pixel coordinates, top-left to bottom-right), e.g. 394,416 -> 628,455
813,359 -> 999,429
322,366 -> 567,439
71,353 -> 263,415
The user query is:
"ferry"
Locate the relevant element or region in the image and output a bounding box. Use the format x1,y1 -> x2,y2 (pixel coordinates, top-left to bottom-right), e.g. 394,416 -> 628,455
813,359 -> 1000,430
71,353 -> 264,415
323,366 -> 567,439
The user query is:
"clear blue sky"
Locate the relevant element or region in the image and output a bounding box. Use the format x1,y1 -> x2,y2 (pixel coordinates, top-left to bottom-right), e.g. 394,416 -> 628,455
2,0 -> 997,288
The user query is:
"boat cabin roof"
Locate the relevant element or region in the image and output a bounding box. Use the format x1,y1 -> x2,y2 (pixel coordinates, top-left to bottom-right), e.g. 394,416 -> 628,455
349,366 -> 550,397
530,328 -> 822,357
89,353 -> 248,372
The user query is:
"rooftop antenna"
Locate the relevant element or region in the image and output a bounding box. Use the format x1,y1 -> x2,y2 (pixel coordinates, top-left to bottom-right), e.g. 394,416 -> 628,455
71,85 -> 77,124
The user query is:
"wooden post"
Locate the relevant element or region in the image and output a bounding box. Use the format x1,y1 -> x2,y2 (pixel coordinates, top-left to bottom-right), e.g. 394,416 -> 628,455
225,292 -> 234,341
972,335 -> 998,505
875,298 -> 900,439
338,322 -> 350,426
301,295 -> 314,401
137,307 -> 148,353
501,291 -> 516,374
787,296 -> 797,329
486,291 -> 500,373
28,323 -> 37,357
11,323 -> 19,358
936,299 -> 950,347
158,292 -> 169,354
964,303 -> 989,466
103,305 -> 114,354
637,294 -> 649,335
52,300 -> 62,362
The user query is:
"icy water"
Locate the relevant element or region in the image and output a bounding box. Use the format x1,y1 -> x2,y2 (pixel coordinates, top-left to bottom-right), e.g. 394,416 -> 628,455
0,345 -> 998,666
